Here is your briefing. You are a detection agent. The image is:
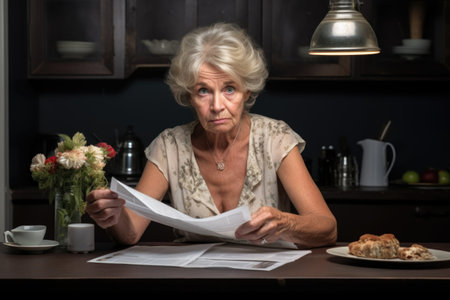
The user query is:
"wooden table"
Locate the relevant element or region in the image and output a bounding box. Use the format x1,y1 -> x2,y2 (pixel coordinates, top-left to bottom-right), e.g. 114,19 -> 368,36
1,242 -> 449,295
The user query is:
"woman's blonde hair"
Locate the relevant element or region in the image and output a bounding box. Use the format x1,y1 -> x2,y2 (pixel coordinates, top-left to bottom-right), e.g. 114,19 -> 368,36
166,23 -> 268,110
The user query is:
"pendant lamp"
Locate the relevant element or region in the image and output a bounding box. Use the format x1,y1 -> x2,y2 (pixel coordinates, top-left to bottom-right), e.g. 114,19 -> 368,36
309,0 -> 380,55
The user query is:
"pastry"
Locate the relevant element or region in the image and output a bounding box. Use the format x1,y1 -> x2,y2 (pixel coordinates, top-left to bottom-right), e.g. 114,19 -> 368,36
348,233 -> 400,259
398,243 -> 435,261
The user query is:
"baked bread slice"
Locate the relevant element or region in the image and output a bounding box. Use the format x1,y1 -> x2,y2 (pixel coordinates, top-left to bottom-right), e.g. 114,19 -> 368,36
348,233 -> 400,259
398,243 -> 435,261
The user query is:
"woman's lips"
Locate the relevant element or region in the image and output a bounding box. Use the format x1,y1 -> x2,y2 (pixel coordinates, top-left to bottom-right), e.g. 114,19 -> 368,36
209,118 -> 228,125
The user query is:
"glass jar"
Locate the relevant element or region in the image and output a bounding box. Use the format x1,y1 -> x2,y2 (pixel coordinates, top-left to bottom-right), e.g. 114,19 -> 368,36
54,184 -> 82,247
334,155 -> 359,188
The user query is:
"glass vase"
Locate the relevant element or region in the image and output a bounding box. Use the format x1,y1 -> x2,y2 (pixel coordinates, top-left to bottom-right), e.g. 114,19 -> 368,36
54,185 -> 82,247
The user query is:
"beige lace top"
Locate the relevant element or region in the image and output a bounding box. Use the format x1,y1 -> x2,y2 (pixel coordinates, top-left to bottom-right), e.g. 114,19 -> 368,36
144,113 -> 305,241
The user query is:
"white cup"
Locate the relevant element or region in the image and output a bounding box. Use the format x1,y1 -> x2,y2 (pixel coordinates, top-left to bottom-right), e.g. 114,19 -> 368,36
4,225 -> 46,245
67,223 -> 95,253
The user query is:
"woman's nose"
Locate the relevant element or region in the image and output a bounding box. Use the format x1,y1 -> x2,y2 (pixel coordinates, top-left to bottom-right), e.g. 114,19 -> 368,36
211,91 -> 225,112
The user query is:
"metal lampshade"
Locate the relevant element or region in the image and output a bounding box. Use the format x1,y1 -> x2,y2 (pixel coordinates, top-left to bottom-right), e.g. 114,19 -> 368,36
309,0 -> 380,55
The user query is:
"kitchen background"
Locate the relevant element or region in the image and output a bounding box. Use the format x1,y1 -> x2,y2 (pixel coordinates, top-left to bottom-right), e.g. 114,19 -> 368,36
5,0 -> 450,242
10,74 -> 449,188
9,0 -> 450,187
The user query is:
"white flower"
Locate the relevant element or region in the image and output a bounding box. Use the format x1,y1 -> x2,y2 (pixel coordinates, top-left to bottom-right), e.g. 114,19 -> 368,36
82,145 -> 106,169
57,149 -> 86,169
30,154 -> 46,172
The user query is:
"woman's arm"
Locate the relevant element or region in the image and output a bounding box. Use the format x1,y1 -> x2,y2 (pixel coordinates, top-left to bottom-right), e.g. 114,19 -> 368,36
235,147 -> 337,248
277,147 -> 337,247
87,161 -> 169,245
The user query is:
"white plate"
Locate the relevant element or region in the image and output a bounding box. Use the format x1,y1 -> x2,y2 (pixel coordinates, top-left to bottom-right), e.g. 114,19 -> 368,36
326,246 -> 450,263
3,239 -> 59,252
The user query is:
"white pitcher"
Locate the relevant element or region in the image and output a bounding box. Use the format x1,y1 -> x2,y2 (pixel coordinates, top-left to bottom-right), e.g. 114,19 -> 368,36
358,138 -> 396,187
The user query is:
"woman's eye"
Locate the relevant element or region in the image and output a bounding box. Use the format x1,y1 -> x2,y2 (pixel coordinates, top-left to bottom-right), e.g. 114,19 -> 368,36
198,88 -> 208,95
224,86 -> 235,94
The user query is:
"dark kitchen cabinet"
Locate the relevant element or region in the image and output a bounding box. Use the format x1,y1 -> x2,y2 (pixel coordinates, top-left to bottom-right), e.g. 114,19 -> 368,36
262,0 -> 352,79
28,0 -> 125,78
28,0 -> 261,78
262,0 -> 450,80
125,0 -> 262,76
322,186 -> 450,242
356,0 -> 450,79
11,186 -> 450,243
27,0 -> 450,80
329,200 -> 450,242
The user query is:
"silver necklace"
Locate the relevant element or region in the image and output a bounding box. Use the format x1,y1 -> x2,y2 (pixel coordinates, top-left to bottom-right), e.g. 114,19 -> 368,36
206,122 -> 241,171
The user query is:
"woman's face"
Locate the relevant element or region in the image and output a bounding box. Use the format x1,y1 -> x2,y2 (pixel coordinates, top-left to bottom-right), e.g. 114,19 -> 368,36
190,63 -> 250,135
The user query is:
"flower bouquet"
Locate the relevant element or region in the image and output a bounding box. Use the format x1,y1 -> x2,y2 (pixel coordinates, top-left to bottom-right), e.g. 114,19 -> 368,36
30,132 -> 116,246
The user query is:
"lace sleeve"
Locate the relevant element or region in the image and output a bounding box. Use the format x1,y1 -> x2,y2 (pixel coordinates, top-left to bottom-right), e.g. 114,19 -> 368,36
144,132 -> 169,181
269,120 -> 306,170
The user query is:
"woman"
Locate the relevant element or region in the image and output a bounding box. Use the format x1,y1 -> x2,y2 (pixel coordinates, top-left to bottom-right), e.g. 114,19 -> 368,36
86,23 -> 337,249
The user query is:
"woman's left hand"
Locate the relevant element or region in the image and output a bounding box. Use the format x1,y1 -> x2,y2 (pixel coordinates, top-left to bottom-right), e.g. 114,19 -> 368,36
234,206 -> 290,245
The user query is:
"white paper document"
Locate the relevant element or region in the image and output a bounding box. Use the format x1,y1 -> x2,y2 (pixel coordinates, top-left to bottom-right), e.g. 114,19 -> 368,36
110,177 -> 296,249
110,177 -> 250,240
88,243 -> 311,271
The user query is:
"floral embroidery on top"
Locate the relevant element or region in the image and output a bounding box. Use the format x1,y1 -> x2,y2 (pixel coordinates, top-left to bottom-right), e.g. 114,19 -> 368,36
145,114 -> 305,241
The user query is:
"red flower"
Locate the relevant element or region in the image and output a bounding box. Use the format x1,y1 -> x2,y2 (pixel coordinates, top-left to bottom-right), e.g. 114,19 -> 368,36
96,142 -> 116,158
45,156 -> 57,173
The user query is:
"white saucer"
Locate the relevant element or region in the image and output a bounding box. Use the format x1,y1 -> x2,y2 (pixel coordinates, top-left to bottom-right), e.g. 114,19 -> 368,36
392,45 -> 429,55
392,45 -> 429,60
3,239 -> 59,252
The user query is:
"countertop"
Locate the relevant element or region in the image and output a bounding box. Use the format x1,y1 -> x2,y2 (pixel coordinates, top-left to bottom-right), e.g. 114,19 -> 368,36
1,242 -> 449,295
10,185 -> 450,202
321,185 -> 450,202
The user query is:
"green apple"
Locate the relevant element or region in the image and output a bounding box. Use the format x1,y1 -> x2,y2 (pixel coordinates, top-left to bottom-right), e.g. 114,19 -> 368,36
402,170 -> 420,184
438,170 -> 450,185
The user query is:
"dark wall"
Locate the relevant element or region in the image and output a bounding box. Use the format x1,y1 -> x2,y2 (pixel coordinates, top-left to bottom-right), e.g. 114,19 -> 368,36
8,0 -> 39,188
41,79 -> 450,176
9,1 -> 450,188
12,75 -> 450,188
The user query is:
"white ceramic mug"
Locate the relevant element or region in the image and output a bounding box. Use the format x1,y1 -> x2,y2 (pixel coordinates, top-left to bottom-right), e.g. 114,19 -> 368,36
4,225 -> 46,245
67,223 -> 95,253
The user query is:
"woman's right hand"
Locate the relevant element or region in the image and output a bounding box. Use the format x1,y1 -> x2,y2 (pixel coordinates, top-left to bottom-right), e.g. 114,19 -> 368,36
85,189 -> 126,229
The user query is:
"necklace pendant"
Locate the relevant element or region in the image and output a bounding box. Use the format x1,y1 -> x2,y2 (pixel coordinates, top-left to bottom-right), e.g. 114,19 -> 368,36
216,161 -> 225,171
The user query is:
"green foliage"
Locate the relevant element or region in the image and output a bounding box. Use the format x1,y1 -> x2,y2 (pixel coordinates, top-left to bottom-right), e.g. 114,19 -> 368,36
30,132 -> 115,216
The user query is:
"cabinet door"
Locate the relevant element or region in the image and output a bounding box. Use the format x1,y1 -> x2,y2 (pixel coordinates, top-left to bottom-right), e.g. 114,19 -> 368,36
28,0 -> 118,78
262,0 -> 351,79
328,202 -> 450,242
125,0 -> 262,76
357,0 -> 450,78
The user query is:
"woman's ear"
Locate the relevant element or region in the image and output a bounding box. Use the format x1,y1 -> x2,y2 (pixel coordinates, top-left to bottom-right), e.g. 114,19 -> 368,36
245,90 -> 251,101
